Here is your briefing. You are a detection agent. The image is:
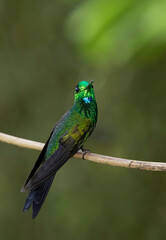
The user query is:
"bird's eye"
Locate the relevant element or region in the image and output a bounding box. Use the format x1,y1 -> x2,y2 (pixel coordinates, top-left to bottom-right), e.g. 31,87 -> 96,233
91,85 -> 94,88
75,86 -> 79,93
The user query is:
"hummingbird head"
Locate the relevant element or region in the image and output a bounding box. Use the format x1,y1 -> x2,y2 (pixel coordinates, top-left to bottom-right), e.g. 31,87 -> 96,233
74,80 -> 95,103
74,80 -> 97,122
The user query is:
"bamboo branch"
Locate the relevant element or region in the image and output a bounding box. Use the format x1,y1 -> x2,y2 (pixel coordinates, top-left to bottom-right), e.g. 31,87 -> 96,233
0,132 -> 166,172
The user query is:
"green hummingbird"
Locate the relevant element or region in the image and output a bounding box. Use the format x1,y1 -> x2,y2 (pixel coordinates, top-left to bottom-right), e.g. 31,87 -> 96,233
21,80 -> 97,218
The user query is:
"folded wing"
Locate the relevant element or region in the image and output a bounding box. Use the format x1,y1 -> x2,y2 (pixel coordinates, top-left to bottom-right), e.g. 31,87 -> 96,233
22,119 -> 93,192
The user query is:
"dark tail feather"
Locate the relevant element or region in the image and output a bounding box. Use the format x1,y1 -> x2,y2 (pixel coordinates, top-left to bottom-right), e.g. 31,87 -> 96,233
23,175 -> 55,219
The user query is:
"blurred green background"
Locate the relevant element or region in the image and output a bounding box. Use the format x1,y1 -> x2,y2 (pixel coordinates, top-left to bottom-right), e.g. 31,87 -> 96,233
0,0 -> 166,239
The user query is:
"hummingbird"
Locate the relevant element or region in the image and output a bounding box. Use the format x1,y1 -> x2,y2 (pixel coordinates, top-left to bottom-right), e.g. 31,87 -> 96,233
21,80 -> 97,219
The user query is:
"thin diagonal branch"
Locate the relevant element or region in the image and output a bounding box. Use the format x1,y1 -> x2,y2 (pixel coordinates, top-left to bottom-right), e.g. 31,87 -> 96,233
0,132 -> 166,171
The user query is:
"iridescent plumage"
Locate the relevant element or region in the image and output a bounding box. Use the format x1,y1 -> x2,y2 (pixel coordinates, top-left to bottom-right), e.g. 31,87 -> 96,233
22,81 -> 97,218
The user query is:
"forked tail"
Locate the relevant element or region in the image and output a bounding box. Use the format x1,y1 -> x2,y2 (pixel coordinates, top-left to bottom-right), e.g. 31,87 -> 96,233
23,175 -> 55,219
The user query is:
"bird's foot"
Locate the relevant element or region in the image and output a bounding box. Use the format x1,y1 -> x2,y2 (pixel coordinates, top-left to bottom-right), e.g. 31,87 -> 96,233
80,147 -> 91,160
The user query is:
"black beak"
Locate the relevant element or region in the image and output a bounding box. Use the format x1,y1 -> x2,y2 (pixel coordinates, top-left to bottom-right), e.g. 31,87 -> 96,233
85,80 -> 93,90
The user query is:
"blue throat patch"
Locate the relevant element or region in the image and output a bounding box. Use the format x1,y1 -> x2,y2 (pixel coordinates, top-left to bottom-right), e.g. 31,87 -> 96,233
83,96 -> 92,104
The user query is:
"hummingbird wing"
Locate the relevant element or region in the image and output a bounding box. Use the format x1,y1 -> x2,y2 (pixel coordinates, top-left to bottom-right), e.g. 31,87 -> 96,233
22,118 -> 93,192
21,128 -> 55,191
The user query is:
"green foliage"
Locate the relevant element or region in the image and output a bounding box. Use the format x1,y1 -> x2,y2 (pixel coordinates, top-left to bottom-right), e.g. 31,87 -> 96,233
0,0 -> 166,239
66,0 -> 166,64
